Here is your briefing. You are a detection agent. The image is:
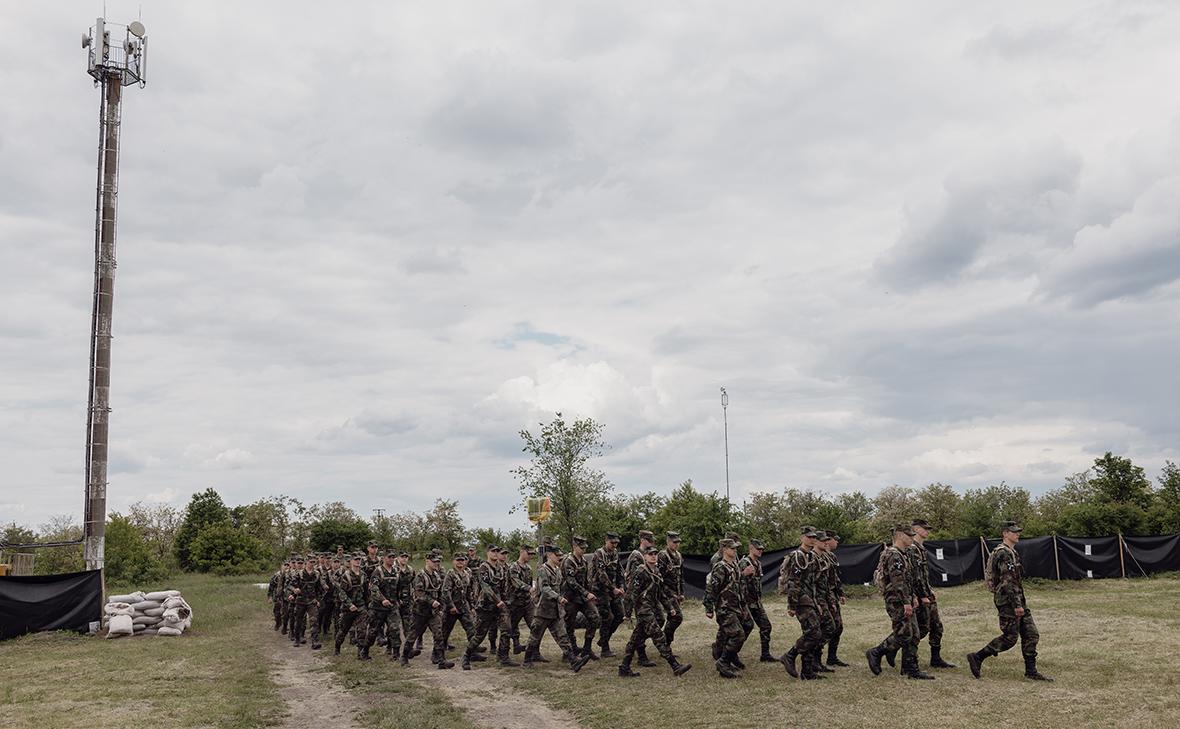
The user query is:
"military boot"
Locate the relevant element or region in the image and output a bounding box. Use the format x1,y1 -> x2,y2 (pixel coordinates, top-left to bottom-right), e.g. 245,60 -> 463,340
513,636 -> 525,655
712,642 -> 723,662
715,655 -> 739,679
730,653 -> 747,671
668,655 -> 692,677
333,641 -> 342,656
779,647 -> 799,678
498,654 -> 521,667
759,639 -> 777,663
813,649 -> 834,672
461,651 -> 472,671
358,645 -> 371,661
866,645 -> 884,675
929,645 -> 956,668
467,651 -> 487,662
637,646 -> 657,667
967,646 -> 995,679
398,646 -> 410,666
522,647 -> 536,669
799,653 -> 819,680
533,651 -> 550,663
618,653 -> 641,678
570,652 -> 591,673
581,635 -> 599,661
598,639 -> 615,658
1024,655 -> 1053,681
827,637 -> 850,667
904,648 -> 935,680
437,657 -> 455,670
885,647 -> 898,668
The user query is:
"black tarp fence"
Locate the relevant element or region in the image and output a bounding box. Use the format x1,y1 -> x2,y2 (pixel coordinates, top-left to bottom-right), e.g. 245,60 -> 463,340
0,569 -> 102,641
682,532 -> 1180,598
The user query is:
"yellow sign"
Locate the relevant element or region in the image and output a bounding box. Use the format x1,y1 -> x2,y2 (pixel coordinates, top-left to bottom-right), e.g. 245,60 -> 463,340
527,497 -> 552,524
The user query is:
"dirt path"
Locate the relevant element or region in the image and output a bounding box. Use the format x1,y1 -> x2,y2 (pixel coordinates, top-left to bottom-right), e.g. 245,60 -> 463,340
268,637 -> 361,729
412,664 -> 583,729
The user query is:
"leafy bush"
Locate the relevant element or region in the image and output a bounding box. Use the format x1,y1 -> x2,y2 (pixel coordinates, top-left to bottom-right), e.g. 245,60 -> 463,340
188,522 -> 269,575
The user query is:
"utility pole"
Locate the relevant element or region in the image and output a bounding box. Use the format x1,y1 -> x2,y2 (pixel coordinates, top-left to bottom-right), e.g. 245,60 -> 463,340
81,18 -> 147,574
720,387 -> 730,504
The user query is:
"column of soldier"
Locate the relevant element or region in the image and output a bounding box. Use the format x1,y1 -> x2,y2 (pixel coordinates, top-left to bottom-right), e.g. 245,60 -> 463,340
266,518 -> 1050,682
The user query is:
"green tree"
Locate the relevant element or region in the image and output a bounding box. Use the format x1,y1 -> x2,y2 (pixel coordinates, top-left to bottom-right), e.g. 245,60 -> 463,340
1090,452 -> 1154,509
1035,471 -> 1096,532
33,515 -> 84,575
512,413 -> 614,544
1057,502 -> 1147,537
105,513 -> 169,585
912,483 -> 963,538
577,491 -> 667,552
231,496 -> 302,562
174,488 -> 231,570
869,486 -> 917,538
421,499 -> 466,555
309,517 -> 373,553
960,483 -> 1039,537
125,502 -> 182,570
188,522 -> 269,575
650,480 -> 746,554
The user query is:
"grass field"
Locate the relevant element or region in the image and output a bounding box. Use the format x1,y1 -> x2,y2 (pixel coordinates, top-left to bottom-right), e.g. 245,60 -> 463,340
2,573 -> 1178,729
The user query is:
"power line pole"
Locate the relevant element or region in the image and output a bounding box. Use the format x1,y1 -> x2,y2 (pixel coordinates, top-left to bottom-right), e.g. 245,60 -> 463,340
81,17 -> 147,575
720,387 -> 730,504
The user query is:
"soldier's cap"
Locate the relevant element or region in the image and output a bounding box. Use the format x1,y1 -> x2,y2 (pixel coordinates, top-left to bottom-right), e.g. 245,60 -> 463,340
893,524 -> 916,536
335,544 -> 343,551
548,545 -> 564,556
813,529 -> 828,540
382,550 -> 396,558
911,518 -> 932,529
572,535 -> 588,546
749,538 -> 765,549
349,554 -> 362,560
427,554 -> 442,563
638,529 -> 654,541
453,552 -> 468,561
1001,520 -> 1022,533
604,531 -> 620,542
800,525 -> 818,537
825,531 -> 840,542
641,545 -> 660,555
397,550 -> 409,558
498,546 -> 512,554
719,537 -> 740,550
666,531 -> 681,542
521,545 -> 537,554
367,540 -> 378,548
487,544 -> 500,553
725,531 -> 740,541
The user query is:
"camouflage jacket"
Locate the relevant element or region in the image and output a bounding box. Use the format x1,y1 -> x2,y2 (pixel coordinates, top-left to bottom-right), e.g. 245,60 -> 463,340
267,570 -> 284,600
657,549 -> 684,600
906,543 -> 932,599
737,554 -> 763,605
779,547 -> 818,609
704,558 -> 745,615
590,547 -> 623,596
561,552 -> 593,602
335,568 -> 367,611
623,549 -> 645,584
880,545 -> 913,604
442,567 -> 474,613
290,567 -> 324,604
506,561 -> 533,606
368,564 -> 400,610
990,544 -> 1026,609
628,563 -> 665,619
395,563 -> 415,604
827,551 -> 846,601
362,556 -> 381,579
534,562 -> 564,620
474,561 -> 503,611
411,568 -> 445,616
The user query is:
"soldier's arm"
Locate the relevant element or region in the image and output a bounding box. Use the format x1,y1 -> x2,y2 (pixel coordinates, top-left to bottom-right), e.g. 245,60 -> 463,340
887,552 -> 912,602
832,559 -> 846,599
993,550 -> 1020,607
538,569 -> 561,601
475,565 -> 497,603
703,564 -> 723,614
562,557 -> 589,599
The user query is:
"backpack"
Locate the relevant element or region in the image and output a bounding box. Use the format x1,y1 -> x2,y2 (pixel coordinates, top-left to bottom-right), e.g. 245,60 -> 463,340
872,546 -> 891,593
983,543 -> 1010,593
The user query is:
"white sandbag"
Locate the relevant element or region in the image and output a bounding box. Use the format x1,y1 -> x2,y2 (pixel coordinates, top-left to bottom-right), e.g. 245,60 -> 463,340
104,602 -> 134,617
139,628 -> 158,636
107,614 -> 134,638
130,600 -> 162,612
144,590 -> 181,601
142,607 -> 165,617
132,623 -> 146,632
107,594 -> 138,604
133,615 -> 162,626
157,626 -> 183,636
162,596 -> 186,609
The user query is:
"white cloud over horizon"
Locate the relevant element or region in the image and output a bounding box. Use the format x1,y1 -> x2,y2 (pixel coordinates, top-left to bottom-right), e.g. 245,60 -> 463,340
2,1 -> 1178,532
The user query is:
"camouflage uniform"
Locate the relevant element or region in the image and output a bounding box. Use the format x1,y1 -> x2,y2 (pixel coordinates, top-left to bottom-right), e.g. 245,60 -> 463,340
466,558 -> 514,666
738,551 -> 773,661
656,543 -> 685,650
561,547 -> 601,657
401,565 -> 452,667
705,552 -> 751,677
621,542 -> 655,665
867,537 -> 931,679
811,542 -> 836,674
319,562 -> 337,638
822,547 -> 848,666
504,557 -> 535,656
907,541 -> 950,667
618,551 -> 690,677
590,543 -> 625,654
267,567 -> 285,631
523,557 -> 587,672
441,563 -> 477,657
289,565 -> 325,648
395,560 -> 416,648
334,566 -> 367,656
364,563 -> 403,659
778,545 -> 823,679
968,532 -> 1050,680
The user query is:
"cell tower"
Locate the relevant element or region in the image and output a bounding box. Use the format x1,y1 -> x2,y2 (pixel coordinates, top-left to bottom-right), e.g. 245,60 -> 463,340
80,18 -> 147,572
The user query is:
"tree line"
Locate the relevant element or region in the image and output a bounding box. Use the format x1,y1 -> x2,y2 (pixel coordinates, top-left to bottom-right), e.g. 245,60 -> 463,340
3,414 -> 1178,580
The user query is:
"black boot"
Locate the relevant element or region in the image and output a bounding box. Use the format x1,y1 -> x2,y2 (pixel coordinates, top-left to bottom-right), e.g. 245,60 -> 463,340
359,645 -> 371,661
780,647 -> 799,678
1024,655 -> 1053,681
827,637 -> 849,667
461,652 -> 472,671
885,647 -> 898,668
715,654 -> 739,679
967,646 -> 995,679
598,639 -> 615,658
498,654 -> 521,667
813,649 -> 834,672
570,651 -> 590,673
534,651 -> 550,663
669,655 -> 692,676
930,645 -> 956,668
730,652 -> 746,671
333,642 -> 341,656
866,645 -> 884,675
513,636 -> 524,655
799,653 -> 819,680
637,646 -> 657,668
581,635 -> 599,661
759,640 -> 777,663
904,647 -> 934,680
618,653 -> 641,677
437,656 -> 455,670
712,642 -> 723,662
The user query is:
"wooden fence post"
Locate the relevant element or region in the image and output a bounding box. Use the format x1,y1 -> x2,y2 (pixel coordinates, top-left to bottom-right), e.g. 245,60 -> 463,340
979,536 -> 988,576
1053,534 -> 1061,580
1118,532 -> 1127,578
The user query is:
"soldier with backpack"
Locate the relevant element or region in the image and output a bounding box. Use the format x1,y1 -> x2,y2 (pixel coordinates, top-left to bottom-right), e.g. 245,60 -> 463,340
866,525 -> 933,680
967,521 -> 1052,681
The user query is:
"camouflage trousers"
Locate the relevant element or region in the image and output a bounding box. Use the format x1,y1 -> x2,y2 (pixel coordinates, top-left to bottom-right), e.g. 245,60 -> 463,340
335,606 -> 365,651
468,607 -> 511,658
791,604 -> 823,654
364,607 -> 402,656
318,597 -> 335,637
916,600 -> 944,649
743,600 -> 773,648
661,597 -> 684,646
404,610 -> 446,662
714,608 -> 753,654
526,615 -> 574,657
504,600 -> 534,648
597,595 -> 625,646
986,606 -> 1039,657
291,601 -> 320,645
878,600 -> 918,652
271,599 -> 283,629
827,600 -> 844,642
441,608 -> 477,653
625,612 -> 673,662
563,598 -> 600,651
817,601 -> 836,644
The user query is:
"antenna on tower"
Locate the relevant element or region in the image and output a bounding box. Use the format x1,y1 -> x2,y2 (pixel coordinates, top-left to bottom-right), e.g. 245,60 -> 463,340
79,16 -> 148,577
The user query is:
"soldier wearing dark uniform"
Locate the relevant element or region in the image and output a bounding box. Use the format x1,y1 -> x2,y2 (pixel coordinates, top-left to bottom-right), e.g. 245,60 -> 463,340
867,525 -> 933,680
401,553 -> 455,669
335,554 -> 367,657
394,551 -> 416,653
441,552 -> 481,665
362,541 -> 381,578
705,537 -> 752,678
465,547 -> 515,669
821,532 -> 849,667
318,554 -> 337,639
268,561 -> 287,632
562,535 -> 602,660
523,546 -> 590,672
810,531 -> 836,674
362,552 -> 402,661
622,530 -> 657,667
590,533 -> 626,657
289,555 -> 325,649
968,521 -> 1052,681
618,545 -> 691,678
656,532 -> 686,654
777,526 -> 824,679
283,556 -> 303,639
504,545 -> 536,657
910,519 -> 955,669
739,538 -> 776,663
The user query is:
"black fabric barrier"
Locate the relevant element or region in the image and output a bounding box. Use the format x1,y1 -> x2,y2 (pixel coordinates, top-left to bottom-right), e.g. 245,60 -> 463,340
1123,534 -> 1180,576
1055,535 -> 1121,579
683,542 -> 885,598
984,536 -> 1058,580
924,538 -> 984,587
0,569 -> 102,641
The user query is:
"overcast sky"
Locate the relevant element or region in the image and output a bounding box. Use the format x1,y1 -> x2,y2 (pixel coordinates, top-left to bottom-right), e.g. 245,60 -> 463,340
2,2 -> 1179,533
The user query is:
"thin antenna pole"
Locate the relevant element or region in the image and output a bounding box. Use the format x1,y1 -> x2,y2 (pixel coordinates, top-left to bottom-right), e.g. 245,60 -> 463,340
720,387 -> 730,504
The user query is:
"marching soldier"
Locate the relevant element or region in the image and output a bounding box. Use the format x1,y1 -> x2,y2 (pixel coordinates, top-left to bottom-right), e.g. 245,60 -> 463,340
622,530 -> 658,667
777,526 -> 824,679
705,537 -> 752,678
967,521 -> 1052,681
590,533 -> 626,657
395,551 -> 417,654
562,536 -> 602,660
289,554 -> 325,650
401,552 -> 455,669
268,560 -> 287,632
362,552 -> 402,661
318,554 -> 337,640
441,552 -> 481,665
821,532 -> 850,667
866,525 -> 932,680
284,555 -> 303,640
465,547 -> 515,669
504,545 -> 536,658
335,554 -> 367,657
523,546 -> 590,672
910,519 -> 955,669
810,531 -> 836,674
362,541 -> 381,578
739,538 -> 776,663
619,545 -> 691,678
657,532 -> 686,655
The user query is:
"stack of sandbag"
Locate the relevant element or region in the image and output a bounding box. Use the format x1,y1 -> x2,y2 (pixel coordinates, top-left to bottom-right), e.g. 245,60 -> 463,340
104,589 -> 191,637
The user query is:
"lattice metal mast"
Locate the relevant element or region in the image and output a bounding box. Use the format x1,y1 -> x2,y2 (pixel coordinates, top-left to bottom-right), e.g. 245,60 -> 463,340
80,18 -> 147,572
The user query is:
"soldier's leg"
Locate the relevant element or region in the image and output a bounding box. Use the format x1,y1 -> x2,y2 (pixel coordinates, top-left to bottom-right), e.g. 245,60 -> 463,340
334,609 -> 355,654
580,601 -> 601,656
1018,610 -> 1039,658
363,607 -> 388,652
813,603 -> 835,672
563,601 -> 581,654
291,603 -> 306,644
400,612 -> 426,663
524,615 -> 546,662
752,602 -> 774,660
986,609 -> 1022,655
440,611 -> 457,649
916,602 -> 931,642
464,609 -> 494,666
307,603 -> 322,647
429,613 -> 454,668
662,599 -> 683,647
385,609 -> 403,658
827,603 -> 848,666
496,608 -> 519,664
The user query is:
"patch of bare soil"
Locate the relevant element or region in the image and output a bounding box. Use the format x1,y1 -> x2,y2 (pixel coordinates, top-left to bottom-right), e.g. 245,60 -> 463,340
269,638 -> 361,729
412,663 -> 582,729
